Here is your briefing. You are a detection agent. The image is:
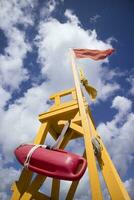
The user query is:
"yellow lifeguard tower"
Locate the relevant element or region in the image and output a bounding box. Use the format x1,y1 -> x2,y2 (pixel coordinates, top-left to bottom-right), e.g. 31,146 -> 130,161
10,49 -> 131,200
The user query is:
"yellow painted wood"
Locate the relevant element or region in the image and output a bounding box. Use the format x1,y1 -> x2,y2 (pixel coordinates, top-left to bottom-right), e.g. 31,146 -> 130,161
49,126 -> 58,140
51,179 -> 60,200
57,110 -> 81,126
34,122 -> 49,144
65,181 -> 80,200
39,102 -> 78,122
65,152 -> 86,200
44,100 -> 78,112
88,106 -> 96,128
10,169 -> 33,200
70,122 -> 84,135
87,111 -> 131,200
50,88 -> 75,99
33,192 -> 50,200
55,95 -> 61,106
11,182 -> 21,200
49,100 -> 78,112
60,130 -> 73,149
20,175 -> 46,200
71,115 -> 81,124
57,120 -> 68,125
99,141 -> 131,200
58,120 -> 84,136
70,49 -> 103,200
72,90 -> 77,100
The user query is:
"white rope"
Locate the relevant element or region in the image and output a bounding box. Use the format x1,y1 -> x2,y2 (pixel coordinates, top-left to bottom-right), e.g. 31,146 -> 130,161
24,144 -> 47,169
52,121 -> 70,149
23,121 -> 70,168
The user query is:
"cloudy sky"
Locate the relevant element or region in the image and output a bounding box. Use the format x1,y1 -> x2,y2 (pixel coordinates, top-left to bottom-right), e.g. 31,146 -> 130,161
0,0 -> 134,199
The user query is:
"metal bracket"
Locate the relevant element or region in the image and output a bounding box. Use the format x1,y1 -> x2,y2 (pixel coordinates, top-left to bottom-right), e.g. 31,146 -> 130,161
91,136 -> 102,156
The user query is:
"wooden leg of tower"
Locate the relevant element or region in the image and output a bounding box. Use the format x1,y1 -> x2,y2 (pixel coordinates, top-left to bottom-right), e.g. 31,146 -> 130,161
60,129 -> 73,149
50,130 -> 74,200
65,151 -> 86,200
20,175 -> 47,200
60,115 -> 103,200
34,122 -> 50,144
51,179 -> 60,200
10,122 -> 49,200
11,169 -> 33,200
97,139 -> 131,200
65,181 -> 80,200
34,192 -> 50,200
71,48 -> 103,199
87,113 -> 131,200
83,130 -> 103,200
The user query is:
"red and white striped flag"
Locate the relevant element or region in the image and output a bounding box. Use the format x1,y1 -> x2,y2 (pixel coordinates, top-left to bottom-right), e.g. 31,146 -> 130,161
73,48 -> 115,60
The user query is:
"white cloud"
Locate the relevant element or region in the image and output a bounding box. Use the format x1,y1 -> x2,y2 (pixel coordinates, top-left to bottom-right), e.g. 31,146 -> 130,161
0,192 -> 9,200
0,0 -> 36,102
98,83 -> 120,101
127,74 -> 134,96
0,0 -> 35,113
129,78 -> 134,95
112,96 -> 132,114
64,9 -> 80,25
0,83 -> 50,163
90,14 -> 101,23
40,0 -> 58,19
0,27 -> 31,91
73,171 -> 91,200
106,36 -> 118,44
125,178 -> 134,199
0,0 -> 35,155
0,0 -> 34,31
0,166 -> 19,191
0,87 -> 11,109
35,13 -> 119,101
0,163 -> 20,200
46,0 -> 57,13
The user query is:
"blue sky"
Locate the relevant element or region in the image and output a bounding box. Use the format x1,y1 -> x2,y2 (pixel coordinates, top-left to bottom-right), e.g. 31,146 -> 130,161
0,0 -> 134,199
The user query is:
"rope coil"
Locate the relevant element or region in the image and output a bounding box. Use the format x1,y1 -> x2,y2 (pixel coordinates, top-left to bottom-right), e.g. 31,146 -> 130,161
24,144 -> 47,168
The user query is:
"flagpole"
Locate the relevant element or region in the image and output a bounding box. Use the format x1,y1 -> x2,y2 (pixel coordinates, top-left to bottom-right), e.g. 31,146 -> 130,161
70,49 -> 103,200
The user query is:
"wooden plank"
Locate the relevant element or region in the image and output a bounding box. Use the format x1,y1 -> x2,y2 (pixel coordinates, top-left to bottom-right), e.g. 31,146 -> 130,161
51,179 -> 60,200
10,169 -> 33,200
50,88 -> 75,99
34,192 -> 50,200
20,175 -> 46,200
34,122 -> 49,144
65,181 -> 79,200
39,103 -> 78,122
